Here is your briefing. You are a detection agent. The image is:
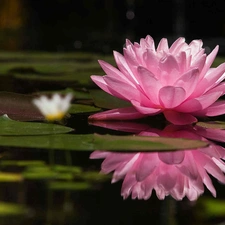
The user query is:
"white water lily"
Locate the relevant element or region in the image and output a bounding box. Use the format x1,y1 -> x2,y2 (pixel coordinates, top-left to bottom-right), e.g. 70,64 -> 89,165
32,93 -> 73,121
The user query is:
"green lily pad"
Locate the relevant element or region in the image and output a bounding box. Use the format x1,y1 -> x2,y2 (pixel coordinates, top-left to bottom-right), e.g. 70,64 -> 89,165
0,160 -> 46,167
81,171 -> 110,182
0,133 -> 208,151
48,181 -> 92,190
89,89 -> 131,109
199,198 -> 225,217
0,202 -> 26,216
23,166 -> 73,180
0,172 -> 23,182
0,115 -> 73,135
196,121 -> 225,129
69,104 -> 100,114
53,165 -> 82,174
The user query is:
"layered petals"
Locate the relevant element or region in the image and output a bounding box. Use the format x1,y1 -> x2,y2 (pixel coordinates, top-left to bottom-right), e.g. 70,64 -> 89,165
89,35 -> 225,124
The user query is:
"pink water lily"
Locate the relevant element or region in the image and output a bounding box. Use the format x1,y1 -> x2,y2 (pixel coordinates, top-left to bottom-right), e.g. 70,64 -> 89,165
90,121 -> 225,201
89,35 -> 225,125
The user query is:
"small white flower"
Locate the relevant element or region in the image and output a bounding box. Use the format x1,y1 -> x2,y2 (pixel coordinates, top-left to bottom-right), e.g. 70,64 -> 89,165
32,93 -> 73,121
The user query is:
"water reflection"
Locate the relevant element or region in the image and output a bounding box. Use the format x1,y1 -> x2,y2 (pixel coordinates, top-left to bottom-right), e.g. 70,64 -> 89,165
90,121 -> 225,201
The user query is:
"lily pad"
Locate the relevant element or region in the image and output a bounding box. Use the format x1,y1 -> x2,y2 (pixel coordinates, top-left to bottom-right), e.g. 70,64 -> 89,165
0,92 -> 43,121
48,181 -> 92,190
0,133 -> 208,152
196,121 -> 225,129
0,115 -> 73,135
199,198 -> 225,217
69,104 -> 100,114
0,172 -> 23,182
0,202 -> 26,216
22,166 -> 73,180
0,160 -> 46,167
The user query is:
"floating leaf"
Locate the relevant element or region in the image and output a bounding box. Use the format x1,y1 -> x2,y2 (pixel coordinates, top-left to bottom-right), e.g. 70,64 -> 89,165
0,160 -> 46,167
53,165 -> 82,174
89,89 -> 131,109
69,104 -> 100,114
197,121 -> 225,129
0,115 -> 73,135
0,202 -> 26,216
23,166 -> 73,180
81,171 -> 110,182
200,198 -> 225,217
0,172 -> 22,182
48,181 -> 92,190
0,133 -> 208,152
93,134 -> 209,151
0,92 -> 43,121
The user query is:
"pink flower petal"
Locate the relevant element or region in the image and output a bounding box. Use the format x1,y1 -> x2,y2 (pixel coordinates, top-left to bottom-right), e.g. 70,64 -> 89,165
98,60 -> 135,86
121,174 -> 136,199
145,35 -> 155,50
135,154 -> 158,181
197,100 -> 225,116
169,37 -> 185,53
199,45 -> 219,79
196,62 -> 225,95
163,110 -> 197,125
158,151 -> 185,165
103,76 -> 149,104
157,38 -> 169,52
112,154 -> 140,183
176,91 -> 223,113
101,153 -> 135,174
91,75 -> 114,96
131,100 -> 162,115
191,54 -> 206,73
88,107 -> 146,120
113,51 -> 138,84
159,55 -> 179,74
176,151 -> 199,179
89,151 -> 110,159
177,51 -> 188,73
174,68 -> 199,97
189,39 -> 203,56
159,86 -> 186,108
145,49 -> 158,74
136,66 -> 161,104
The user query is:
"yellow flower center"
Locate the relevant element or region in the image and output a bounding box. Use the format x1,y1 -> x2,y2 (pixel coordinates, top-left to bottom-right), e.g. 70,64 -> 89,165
45,112 -> 65,121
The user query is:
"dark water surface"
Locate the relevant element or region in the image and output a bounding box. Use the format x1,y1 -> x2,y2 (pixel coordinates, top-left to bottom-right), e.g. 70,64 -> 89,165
0,52 -> 225,225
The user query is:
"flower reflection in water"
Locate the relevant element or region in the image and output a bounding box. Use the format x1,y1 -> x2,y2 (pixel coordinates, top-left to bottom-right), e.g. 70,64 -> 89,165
90,121 -> 225,201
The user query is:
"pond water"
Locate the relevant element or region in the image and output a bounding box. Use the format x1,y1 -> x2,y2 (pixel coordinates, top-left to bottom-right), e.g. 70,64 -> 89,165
0,52 -> 225,225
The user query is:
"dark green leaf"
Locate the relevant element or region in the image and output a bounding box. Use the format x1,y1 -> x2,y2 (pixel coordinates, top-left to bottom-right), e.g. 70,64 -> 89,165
0,133 -> 208,151
69,104 -> 100,114
0,202 -> 26,216
0,115 -> 73,135
197,121 -> 225,129
0,172 -> 22,182
48,181 -> 92,190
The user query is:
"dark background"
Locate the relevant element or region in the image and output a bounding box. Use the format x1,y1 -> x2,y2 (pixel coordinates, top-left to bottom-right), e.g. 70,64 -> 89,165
1,0 -> 225,53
